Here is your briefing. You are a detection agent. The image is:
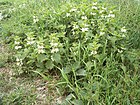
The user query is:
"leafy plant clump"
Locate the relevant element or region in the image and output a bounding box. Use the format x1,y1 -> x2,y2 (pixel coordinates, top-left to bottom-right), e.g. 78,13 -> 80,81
1,0 -> 139,104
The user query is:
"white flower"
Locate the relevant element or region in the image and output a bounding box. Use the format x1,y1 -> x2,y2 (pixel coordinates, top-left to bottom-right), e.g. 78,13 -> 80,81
37,45 -> 45,54
92,2 -> 97,5
110,11 -> 113,13
66,13 -> 70,17
70,8 -> 77,12
101,15 -> 105,18
81,16 -> 87,20
118,49 -> 123,53
27,37 -> 35,45
121,27 -> 127,33
16,58 -> 23,66
105,15 -> 108,18
102,7 -> 107,10
27,41 -> 34,45
99,10 -> 104,14
91,51 -> 97,55
33,18 -> 39,23
33,16 -> 39,23
100,32 -> 105,35
72,31 -> 75,35
16,58 -> 20,62
38,49 -> 45,54
50,42 -> 58,47
15,41 -> 20,45
19,3 -> 26,8
27,37 -> 34,40
15,46 -> 22,50
16,62 -> 21,66
81,28 -> 89,32
91,21 -> 95,25
16,62 -> 23,66
92,6 -> 98,10
9,8 -> 16,12
51,55 -> 54,61
38,45 -> 44,49
90,12 -> 96,15
73,25 -> 79,29
122,34 -> 126,37
84,24 -> 89,27
51,48 -> 59,53
108,14 -> 115,18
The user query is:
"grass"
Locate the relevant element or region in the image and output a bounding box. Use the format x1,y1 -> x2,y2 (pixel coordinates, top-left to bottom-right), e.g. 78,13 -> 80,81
105,0 -> 140,49
0,0 -> 140,104
0,67 -> 64,105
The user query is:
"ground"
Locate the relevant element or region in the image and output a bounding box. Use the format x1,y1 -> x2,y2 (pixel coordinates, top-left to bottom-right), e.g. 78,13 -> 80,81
0,45 -> 63,105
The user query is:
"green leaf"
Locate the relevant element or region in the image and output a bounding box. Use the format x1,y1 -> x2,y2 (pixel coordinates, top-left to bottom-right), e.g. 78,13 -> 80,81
21,48 -> 30,59
76,69 -> 86,76
86,61 -> 93,70
72,62 -> 80,70
52,53 -> 61,63
63,65 -> 72,74
33,70 -> 49,81
36,62 -> 45,69
71,99 -> 84,105
45,60 -> 54,69
37,54 -> 47,62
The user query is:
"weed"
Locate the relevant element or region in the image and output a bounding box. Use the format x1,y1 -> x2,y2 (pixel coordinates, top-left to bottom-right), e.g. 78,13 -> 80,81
0,0 -> 140,104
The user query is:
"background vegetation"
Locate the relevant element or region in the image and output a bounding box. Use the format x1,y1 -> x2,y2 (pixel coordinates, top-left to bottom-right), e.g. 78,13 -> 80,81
0,0 -> 140,104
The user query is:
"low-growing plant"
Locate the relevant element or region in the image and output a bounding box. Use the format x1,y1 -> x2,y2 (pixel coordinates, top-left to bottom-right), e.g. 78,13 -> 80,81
1,0 -> 140,104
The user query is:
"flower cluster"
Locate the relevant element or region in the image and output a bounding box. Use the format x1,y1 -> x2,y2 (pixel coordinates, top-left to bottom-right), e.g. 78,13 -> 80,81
16,58 -> 23,66
33,16 -> 39,23
92,2 -> 98,10
49,33 -> 62,54
26,36 -> 35,45
121,27 -> 127,33
14,40 -> 22,50
66,13 -> 70,17
81,24 -> 89,33
9,1 -> 127,78
50,40 -> 59,53
37,44 -> 45,54
81,16 -> 87,20
50,41 -> 59,53
121,26 -> 127,37
70,8 -> 77,12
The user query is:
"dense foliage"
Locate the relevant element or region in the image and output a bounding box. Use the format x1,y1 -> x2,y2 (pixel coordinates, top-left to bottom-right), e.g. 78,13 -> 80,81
0,0 -> 140,104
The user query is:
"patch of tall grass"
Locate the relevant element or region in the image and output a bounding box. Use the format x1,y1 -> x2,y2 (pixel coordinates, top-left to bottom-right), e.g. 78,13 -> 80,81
105,0 -> 140,49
